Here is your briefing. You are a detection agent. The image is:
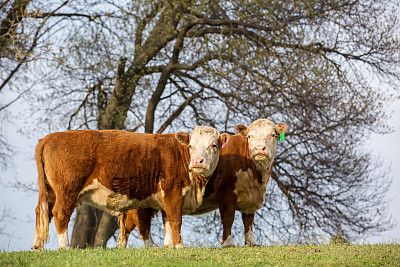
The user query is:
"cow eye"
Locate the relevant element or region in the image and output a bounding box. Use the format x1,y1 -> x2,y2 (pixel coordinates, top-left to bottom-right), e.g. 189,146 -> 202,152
247,135 -> 251,139
187,144 -> 192,148
271,133 -> 276,138
212,144 -> 218,148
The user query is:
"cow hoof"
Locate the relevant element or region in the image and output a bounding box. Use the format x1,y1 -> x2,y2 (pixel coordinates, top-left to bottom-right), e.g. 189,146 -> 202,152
31,245 -> 44,252
144,244 -> 158,249
163,244 -> 174,248
143,239 -> 156,248
174,243 -> 185,249
248,244 -> 260,247
222,235 -> 235,248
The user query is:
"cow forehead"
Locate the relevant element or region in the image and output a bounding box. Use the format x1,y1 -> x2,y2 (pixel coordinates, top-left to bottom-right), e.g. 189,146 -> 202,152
248,119 -> 276,135
190,126 -> 220,146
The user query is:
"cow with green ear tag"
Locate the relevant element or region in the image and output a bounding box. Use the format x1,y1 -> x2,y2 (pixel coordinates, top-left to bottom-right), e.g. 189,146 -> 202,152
236,119 -> 287,172
198,118 -> 288,248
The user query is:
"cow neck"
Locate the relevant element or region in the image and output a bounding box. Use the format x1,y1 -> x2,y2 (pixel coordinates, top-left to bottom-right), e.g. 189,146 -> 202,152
190,171 -> 209,188
256,158 -> 274,174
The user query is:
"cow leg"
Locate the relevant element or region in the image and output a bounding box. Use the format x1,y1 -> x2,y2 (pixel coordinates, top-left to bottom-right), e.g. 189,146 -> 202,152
218,192 -> 237,248
52,200 -> 75,250
163,197 -> 184,248
242,213 -> 259,247
117,208 -> 156,248
136,208 -> 156,248
161,211 -> 173,247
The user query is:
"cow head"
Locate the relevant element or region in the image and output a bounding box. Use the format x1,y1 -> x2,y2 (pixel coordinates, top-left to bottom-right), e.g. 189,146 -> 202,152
176,126 -> 230,177
235,119 -> 287,171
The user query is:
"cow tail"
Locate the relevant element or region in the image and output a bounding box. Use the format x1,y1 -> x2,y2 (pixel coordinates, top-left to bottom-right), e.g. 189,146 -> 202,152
35,139 -> 50,246
116,212 -> 127,248
118,212 -> 127,236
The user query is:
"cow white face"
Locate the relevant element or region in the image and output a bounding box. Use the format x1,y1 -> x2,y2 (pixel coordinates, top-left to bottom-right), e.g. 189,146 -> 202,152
176,126 -> 230,177
235,119 -> 287,171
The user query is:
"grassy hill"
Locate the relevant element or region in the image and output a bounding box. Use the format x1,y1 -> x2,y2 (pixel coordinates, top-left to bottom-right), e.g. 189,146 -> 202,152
1,244 -> 400,266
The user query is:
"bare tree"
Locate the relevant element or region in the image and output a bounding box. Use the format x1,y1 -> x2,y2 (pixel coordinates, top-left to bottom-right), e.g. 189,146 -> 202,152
20,0 -> 400,247
0,0 -> 72,153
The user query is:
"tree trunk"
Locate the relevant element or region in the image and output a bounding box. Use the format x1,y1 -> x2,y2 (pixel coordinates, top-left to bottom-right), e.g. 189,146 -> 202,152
70,4 -> 183,247
70,64 -> 143,248
70,205 -> 103,248
93,212 -> 119,248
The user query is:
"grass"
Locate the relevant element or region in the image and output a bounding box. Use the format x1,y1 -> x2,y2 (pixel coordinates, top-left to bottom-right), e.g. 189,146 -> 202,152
1,244 -> 400,266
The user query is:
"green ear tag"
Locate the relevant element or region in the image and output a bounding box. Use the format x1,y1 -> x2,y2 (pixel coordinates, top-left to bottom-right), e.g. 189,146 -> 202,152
279,131 -> 285,142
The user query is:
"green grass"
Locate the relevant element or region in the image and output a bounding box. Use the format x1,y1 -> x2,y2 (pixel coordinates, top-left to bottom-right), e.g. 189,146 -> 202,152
1,244 -> 400,266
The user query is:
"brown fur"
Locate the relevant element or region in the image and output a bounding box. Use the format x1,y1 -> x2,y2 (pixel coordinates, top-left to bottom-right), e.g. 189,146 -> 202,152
32,129 -> 225,250
120,134 -> 272,247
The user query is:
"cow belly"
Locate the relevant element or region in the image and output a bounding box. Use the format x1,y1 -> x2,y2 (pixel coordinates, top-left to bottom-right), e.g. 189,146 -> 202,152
189,193 -> 218,215
233,169 -> 268,214
77,179 -> 164,215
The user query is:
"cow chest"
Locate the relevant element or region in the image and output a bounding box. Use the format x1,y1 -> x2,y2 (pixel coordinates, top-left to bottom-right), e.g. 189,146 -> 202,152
233,168 -> 270,214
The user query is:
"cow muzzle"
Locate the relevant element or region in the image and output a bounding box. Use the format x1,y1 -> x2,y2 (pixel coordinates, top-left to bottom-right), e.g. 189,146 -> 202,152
252,145 -> 271,160
190,157 -> 206,169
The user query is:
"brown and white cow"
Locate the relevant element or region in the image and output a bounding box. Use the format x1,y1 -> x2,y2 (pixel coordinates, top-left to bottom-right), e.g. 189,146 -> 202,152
117,119 -> 287,248
32,126 -> 230,250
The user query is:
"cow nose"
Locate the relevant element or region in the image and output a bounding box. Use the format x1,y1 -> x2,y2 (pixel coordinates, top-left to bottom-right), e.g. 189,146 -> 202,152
191,157 -> 204,167
254,145 -> 266,153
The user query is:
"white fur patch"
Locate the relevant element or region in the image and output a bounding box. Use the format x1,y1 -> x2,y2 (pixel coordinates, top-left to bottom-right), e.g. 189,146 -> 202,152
181,173 -> 207,214
175,243 -> 185,248
77,179 -> 164,215
223,235 -> 235,248
160,182 -> 165,198
233,169 -> 268,214
57,230 -> 69,249
182,185 -> 190,196
245,229 -> 258,246
163,221 -> 174,247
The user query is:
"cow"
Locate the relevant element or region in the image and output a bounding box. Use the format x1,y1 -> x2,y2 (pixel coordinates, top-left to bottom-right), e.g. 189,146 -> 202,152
117,119 -> 287,248
32,126 -> 230,250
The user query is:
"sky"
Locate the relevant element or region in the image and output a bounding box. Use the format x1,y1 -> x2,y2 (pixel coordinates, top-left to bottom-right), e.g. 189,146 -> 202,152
0,98 -> 399,251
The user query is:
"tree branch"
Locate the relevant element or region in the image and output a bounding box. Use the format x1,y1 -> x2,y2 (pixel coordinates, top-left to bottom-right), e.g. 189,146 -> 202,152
156,87 -> 204,134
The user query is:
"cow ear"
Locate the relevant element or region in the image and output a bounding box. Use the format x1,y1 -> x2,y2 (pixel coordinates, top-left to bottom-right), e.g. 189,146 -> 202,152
235,125 -> 248,137
275,123 -> 288,135
219,133 -> 230,149
175,132 -> 190,146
